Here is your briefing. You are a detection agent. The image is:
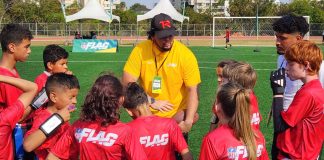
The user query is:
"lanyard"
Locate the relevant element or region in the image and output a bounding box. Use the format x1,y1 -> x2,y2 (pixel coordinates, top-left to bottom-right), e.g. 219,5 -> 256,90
280,59 -> 286,68
153,49 -> 170,76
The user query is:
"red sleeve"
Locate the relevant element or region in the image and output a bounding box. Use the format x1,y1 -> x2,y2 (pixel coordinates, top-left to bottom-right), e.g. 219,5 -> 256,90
0,82 -> 7,105
260,144 -> 269,160
281,91 -> 313,127
170,120 -> 188,153
0,81 -> 22,107
259,134 -> 269,160
124,127 -> 148,160
1,100 -> 24,129
50,125 -> 77,159
34,75 -> 46,93
199,135 -> 217,160
25,111 -> 48,137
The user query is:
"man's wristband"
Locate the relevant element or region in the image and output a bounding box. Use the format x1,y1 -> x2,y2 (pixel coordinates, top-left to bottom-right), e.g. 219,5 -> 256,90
39,113 -> 63,137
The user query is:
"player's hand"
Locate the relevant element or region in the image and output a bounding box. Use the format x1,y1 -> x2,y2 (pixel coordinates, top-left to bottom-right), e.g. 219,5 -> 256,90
178,120 -> 193,133
64,70 -> 73,75
57,106 -> 73,122
150,100 -> 173,112
270,68 -> 286,95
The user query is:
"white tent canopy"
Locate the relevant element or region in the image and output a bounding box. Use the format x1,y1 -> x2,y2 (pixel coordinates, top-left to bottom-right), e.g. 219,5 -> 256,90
65,0 -> 120,23
137,0 -> 189,22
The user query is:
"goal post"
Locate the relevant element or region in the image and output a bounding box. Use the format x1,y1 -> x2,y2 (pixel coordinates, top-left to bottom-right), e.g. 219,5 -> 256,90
212,16 -> 310,47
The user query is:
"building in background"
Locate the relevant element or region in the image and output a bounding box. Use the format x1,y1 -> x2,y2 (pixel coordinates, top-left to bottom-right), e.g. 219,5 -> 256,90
59,0 -> 121,9
60,0 -> 76,6
170,0 -> 230,16
80,0 -> 120,10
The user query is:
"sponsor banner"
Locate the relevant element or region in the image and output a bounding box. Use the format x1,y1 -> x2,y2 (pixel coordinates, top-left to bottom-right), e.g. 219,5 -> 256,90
72,39 -> 118,53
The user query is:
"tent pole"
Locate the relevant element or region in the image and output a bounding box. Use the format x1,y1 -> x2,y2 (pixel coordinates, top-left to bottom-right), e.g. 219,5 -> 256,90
186,20 -> 189,46
135,21 -> 139,45
119,21 -> 121,45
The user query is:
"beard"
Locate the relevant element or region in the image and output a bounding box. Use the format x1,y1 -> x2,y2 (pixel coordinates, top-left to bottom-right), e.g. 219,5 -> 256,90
277,51 -> 284,55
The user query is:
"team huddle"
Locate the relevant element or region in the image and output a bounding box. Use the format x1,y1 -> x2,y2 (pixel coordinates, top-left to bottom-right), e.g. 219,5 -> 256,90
0,13 -> 323,160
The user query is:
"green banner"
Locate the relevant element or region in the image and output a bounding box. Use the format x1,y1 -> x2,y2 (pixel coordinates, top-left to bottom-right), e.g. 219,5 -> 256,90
72,39 -> 118,53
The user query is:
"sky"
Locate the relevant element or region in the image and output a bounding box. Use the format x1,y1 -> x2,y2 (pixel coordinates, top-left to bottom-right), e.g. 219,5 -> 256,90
121,0 -> 291,9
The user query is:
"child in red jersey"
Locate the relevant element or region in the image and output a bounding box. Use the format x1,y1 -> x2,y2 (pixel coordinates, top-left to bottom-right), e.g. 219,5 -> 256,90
23,73 -> 79,160
0,76 -> 37,160
35,44 -> 71,92
209,59 -> 237,132
221,61 -> 262,130
47,74 -> 147,160
0,23 -> 35,159
224,26 -> 232,49
200,82 -> 269,160
0,23 -> 33,119
271,40 -> 324,159
124,82 -> 193,160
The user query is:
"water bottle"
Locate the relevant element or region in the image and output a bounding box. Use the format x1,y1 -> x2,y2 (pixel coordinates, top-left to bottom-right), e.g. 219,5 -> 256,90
13,124 -> 24,160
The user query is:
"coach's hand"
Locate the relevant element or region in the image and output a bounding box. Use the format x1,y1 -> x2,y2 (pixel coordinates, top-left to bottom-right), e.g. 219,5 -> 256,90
150,100 -> 173,112
270,68 -> 286,95
179,120 -> 193,133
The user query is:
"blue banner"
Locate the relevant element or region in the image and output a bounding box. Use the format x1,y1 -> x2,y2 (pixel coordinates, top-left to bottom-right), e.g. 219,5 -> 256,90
72,39 -> 118,53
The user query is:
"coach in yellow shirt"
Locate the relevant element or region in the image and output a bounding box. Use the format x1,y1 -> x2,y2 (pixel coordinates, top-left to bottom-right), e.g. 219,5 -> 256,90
123,13 -> 201,133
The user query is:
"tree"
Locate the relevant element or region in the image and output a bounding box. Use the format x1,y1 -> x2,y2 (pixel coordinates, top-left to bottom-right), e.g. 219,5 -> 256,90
288,0 -> 324,23
229,0 -> 255,16
113,9 -> 136,24
116,1 -> 126,11
129,3 -> 149,14
38,0 -> 64,23
229,0 -> 279,17
0,0 -> 16,23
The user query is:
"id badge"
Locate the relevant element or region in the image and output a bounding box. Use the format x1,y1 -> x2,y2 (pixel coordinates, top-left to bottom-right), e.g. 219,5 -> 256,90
152,76 -> 162,94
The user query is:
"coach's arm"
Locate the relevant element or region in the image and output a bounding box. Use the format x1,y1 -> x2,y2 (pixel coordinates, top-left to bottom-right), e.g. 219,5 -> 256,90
178,85 -> 199,133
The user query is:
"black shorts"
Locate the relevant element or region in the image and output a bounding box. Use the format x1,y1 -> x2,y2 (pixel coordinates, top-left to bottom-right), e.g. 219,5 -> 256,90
226,38 -> 229,43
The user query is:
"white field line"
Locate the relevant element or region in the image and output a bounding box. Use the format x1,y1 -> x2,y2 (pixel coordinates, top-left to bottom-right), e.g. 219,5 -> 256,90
199,66 -> 274,70
26,60 -> 276,64
26,61 -> 275,70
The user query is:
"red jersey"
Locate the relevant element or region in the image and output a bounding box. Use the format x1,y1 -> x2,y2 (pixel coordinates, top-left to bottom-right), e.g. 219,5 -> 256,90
50,120 -> 148,160
34,71 -> 50,92
277,79 -> 324,159
199,124 -> 269,160
0,100 -> 24,160
225,30 -> 230,39
127,116 -> 188,160
25,107 -> 70,160
0,67 -> 22,110
250,92 -> 262,130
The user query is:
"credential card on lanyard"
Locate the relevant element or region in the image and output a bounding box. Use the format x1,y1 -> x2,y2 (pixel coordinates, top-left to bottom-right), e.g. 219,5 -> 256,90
152,76 -> 162,94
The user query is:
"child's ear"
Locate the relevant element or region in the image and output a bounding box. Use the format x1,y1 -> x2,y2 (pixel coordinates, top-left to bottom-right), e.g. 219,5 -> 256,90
118,96 -> 124,106
304,61 -> 311,71
7,43 -> 16,53
49,92 -> 57,103
47,62 -> 54,71
296,34 -> 303,41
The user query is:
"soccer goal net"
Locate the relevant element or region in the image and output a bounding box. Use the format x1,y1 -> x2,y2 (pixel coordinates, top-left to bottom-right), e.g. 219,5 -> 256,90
212,16 -> 310,47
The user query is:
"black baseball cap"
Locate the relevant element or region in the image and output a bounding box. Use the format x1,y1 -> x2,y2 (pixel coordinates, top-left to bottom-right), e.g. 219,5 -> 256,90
150,13 -> 177,39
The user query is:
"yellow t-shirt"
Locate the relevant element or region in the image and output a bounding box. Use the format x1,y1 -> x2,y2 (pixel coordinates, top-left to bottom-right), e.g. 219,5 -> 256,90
124,39 -> 201,118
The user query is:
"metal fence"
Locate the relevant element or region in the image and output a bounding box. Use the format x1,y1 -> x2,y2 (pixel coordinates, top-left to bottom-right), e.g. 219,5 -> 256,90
1,23 -> 323,37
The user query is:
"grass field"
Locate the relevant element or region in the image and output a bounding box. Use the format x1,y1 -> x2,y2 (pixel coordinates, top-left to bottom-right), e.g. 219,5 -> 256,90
12,45 -> 324,159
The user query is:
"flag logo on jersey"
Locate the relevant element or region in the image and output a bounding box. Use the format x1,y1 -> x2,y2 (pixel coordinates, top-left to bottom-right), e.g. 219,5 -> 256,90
75,128 -> 83,142
227,147 -> 237,159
